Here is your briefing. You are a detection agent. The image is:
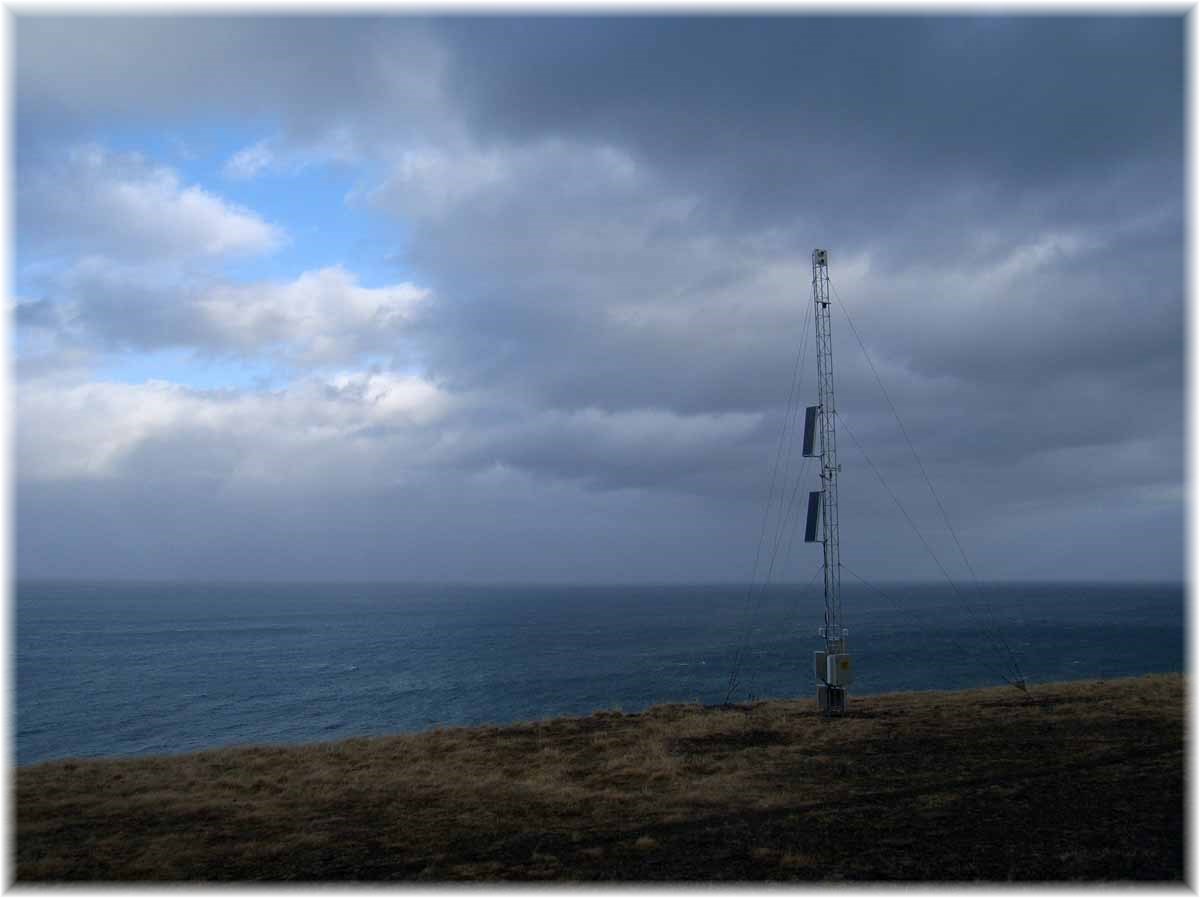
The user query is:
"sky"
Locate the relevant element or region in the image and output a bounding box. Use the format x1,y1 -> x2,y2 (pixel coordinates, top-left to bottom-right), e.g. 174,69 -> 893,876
12,13 -> 1185,584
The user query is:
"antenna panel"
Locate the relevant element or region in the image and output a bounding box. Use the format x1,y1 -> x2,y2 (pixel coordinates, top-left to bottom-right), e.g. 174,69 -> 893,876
804,490 -> 822,543
802,405 -> 819,457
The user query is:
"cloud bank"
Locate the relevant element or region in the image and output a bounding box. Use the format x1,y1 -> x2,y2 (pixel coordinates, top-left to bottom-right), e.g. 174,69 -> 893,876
14,15 -> 1184,583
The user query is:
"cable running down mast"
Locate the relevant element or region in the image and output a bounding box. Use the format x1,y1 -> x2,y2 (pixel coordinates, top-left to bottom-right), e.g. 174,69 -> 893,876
802,248 -> 853,715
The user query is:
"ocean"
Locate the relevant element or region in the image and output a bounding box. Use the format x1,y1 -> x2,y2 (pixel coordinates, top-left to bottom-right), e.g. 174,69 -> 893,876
15,580 -> 1185,767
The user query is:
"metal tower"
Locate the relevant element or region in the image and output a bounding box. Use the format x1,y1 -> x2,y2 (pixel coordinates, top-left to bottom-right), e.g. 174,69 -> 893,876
803,248 -> 852,714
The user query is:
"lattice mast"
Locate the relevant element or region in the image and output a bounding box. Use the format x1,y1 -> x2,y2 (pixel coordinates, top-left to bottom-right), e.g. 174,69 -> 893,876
803,248 -> 853,714
814,249 -> 842,644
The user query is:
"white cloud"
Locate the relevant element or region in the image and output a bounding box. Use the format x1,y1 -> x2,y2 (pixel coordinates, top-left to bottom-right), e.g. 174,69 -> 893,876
223,140 -> 274,180
371,139 -> 674,230
376,146 -> 508,220
16,370 -> 452,484
19,144 -> 283,261
17,261 -> 432,368
15,364 -> 762,502
222,130 -> 363,181
195,266 -> 431,364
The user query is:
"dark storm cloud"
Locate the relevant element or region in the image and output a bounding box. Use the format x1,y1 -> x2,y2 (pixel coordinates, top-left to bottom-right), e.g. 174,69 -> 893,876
365,16 -> 1183,585
434,16 -> 1182,228
379,137 -> 1181,456
391,16 -> 1184,475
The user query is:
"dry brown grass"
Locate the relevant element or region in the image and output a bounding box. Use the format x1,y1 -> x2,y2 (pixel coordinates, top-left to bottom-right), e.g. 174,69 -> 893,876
15,673 -> 1184,882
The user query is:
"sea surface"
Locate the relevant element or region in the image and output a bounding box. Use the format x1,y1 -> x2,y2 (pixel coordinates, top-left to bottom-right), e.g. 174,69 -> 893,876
15,580 -> 1185,766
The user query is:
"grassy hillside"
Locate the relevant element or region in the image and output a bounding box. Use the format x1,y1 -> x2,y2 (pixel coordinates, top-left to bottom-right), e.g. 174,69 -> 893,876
15,673 -> 1183,882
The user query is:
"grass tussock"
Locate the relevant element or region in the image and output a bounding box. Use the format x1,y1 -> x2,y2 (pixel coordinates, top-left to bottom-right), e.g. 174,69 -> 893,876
15,673 -> 1183,882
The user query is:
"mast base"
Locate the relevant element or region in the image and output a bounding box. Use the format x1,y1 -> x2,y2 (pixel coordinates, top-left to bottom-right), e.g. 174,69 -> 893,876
817,684 -> 848,716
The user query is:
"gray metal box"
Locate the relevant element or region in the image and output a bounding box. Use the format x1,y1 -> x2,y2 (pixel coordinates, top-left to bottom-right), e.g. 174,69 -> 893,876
826,653 -> 854,687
